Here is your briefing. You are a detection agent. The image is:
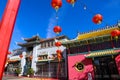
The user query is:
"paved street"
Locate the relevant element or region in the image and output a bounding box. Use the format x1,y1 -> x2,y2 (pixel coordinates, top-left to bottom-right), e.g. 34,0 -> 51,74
2,76 -> 29,80
2,76 -> 59,80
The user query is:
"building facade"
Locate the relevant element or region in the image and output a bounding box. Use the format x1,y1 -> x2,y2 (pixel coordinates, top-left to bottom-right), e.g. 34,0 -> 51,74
61,23 -> 120,80
5,35 -> 68,79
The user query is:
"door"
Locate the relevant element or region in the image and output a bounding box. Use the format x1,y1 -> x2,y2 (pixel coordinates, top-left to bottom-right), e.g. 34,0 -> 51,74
93,56 -> 119,80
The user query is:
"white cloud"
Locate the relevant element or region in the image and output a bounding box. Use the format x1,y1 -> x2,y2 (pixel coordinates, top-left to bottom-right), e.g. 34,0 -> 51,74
46,0 -> 69,38
46,13 -> 56,38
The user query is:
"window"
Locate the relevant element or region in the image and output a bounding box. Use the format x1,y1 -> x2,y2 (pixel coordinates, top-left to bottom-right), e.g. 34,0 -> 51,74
48,42 -> 50,47
41,43 -> 43,48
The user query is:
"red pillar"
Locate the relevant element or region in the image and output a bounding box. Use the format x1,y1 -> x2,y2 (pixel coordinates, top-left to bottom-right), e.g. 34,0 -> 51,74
0,0 -> 20,79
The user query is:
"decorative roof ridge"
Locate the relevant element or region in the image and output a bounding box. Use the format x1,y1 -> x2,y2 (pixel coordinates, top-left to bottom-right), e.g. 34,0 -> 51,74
76,25 -> 119,40
62,34 -> 111,44
23,35 -> 43,42
40,35 -> 69,42
78,25 -> 118,35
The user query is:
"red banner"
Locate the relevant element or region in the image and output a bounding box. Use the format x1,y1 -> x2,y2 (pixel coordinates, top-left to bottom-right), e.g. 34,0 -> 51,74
0,0 -> 20,79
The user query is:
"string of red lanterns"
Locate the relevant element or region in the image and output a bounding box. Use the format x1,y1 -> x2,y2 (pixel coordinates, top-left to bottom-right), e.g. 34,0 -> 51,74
51,1 -> 63,77
51,0 -> 104,26
51,0 -> 62,35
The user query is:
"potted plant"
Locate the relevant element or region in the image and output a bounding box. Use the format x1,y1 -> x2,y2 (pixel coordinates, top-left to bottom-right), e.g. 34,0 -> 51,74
27,68 -> 34,77
15,68 -> 21,76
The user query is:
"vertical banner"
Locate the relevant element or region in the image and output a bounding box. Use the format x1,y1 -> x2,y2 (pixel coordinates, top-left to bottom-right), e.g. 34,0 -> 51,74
68,54 -> 94,80
115,54 -> 120,74
0,0 -> 20,79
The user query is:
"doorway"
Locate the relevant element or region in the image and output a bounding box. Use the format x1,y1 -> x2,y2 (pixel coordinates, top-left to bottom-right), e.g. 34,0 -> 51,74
93,56 -> 120,80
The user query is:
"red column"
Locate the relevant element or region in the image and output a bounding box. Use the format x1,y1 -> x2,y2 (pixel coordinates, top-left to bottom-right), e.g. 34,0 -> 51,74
0,0 -> 20,79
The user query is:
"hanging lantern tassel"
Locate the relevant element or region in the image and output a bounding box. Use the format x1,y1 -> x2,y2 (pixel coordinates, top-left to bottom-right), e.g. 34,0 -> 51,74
115,36 -> 118,42
66,0 -> 76,7
55,6 -> 59,12
56,50 -> 62,62
56,49 -> 62,79
57,52 -> 62,62
71,0 -> 76,7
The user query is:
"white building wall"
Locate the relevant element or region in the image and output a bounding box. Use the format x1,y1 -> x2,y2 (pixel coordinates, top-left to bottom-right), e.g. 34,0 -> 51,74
9,52 -> 26,75
21,51 -> 26,75
36,44 -> 66,77
37,46 -> 66,58
31,44 -> 38,75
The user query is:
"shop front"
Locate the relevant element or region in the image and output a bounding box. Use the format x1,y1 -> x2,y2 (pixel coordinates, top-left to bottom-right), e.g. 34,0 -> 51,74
67,48 -> 120,80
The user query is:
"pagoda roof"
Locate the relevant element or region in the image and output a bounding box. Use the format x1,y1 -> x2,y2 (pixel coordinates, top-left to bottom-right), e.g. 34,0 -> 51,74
23,35 -> 42,42
61,25 -> 120,47
77,25 -> 119,40
17,41 -> 38,47
17,35 -> 68,47
40,35 -> 68,43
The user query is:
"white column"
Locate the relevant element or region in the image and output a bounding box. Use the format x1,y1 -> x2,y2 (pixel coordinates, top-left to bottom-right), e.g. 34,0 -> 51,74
21,52 -> 26,75
31,45 -> 38,76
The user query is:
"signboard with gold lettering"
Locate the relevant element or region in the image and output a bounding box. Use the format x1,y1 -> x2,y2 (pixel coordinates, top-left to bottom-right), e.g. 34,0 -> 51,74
75,62 -> 84,71
68,54 -> 94,80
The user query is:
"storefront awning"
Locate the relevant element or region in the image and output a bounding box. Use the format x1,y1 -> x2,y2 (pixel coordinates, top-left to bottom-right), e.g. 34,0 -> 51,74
85,48 -> 120,58
8,60 -> 20,63
8,58 -> 21,63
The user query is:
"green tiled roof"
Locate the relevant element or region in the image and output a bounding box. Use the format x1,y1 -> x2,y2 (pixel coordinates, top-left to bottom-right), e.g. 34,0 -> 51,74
85,48 -> 120,58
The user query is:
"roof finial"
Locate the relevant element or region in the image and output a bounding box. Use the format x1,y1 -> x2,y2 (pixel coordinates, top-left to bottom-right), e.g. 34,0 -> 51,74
117,20 -> 120,28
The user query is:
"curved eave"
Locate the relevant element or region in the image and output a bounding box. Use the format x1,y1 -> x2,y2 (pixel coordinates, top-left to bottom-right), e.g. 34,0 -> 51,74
24,36 -> 40,42
77,26 -> 119,40
61,34 -> 114,47
17,41 -> 40,47
85,48 -> 120,58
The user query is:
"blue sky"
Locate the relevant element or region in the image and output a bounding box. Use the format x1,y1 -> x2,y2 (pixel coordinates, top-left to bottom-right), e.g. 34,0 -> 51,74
0,0 -> 120,51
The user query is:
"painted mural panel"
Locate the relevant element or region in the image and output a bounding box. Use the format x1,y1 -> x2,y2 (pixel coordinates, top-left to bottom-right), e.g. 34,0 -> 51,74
68,54 -> 94,80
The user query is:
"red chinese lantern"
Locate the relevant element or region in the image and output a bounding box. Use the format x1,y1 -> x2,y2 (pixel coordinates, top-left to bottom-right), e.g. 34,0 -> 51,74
66,0 -> 76,6
51,0 -> 62,11
111,29 -> 120,39
92,14 -> 103,24
55,41 -> 61,47
29,56 -> 33,60
53,26 -> 62,34
56,50 -> 62,61
19,54 -> 23,58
